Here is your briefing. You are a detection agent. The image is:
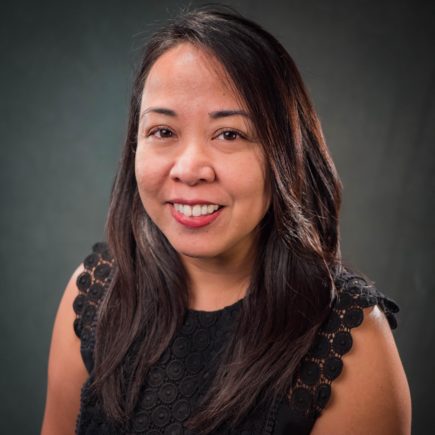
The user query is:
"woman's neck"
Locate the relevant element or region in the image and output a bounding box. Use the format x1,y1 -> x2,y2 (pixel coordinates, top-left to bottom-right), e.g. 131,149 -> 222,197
181,247 -> 255,312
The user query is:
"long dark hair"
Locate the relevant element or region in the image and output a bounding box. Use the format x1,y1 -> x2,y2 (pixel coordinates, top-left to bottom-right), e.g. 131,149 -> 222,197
93,5 -> 343,433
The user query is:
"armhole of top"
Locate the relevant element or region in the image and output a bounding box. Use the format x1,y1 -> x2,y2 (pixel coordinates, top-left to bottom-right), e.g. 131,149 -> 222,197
286,272 -> 400,421
72,242 -> 114,373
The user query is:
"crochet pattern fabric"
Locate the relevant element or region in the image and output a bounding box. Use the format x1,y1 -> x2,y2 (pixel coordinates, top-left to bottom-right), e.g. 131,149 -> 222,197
73,243 -> 399,435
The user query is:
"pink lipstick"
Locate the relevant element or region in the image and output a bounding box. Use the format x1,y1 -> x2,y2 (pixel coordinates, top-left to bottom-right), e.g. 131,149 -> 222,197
169,203 -> 223,228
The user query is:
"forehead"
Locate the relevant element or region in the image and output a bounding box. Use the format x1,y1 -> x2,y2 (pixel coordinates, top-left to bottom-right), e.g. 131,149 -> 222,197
141,43 -> 244,109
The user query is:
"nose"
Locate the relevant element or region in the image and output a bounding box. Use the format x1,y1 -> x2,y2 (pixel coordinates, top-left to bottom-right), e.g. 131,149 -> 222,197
169,141 -> 216,186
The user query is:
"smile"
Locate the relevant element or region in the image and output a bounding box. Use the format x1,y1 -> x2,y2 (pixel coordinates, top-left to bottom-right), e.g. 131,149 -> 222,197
174,203 -> 221,217
170,203 -> 224,228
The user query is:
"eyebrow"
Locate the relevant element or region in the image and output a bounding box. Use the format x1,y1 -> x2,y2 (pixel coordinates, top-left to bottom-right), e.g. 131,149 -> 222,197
141,107 -> 176,118
140,107 -> 251,120
209,109 -> 251,119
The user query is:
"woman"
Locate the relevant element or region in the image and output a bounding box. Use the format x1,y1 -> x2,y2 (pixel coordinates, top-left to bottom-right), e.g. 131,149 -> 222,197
41,6 -> 411,435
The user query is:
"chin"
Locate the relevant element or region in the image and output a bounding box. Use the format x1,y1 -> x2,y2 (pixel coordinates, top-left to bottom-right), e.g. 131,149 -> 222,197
172,241 -> 224,259
177,247 -> 221,259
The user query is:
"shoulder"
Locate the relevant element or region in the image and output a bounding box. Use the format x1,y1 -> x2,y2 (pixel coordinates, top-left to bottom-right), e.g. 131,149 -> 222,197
42,242 -> 115,434
288,272 -> 411,435
311,304 -> 411,435
41,262 -> 89,434
46,261 -> 89,383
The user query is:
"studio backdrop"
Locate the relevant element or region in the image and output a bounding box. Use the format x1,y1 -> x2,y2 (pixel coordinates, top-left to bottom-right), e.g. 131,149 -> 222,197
0,0 -> 433,434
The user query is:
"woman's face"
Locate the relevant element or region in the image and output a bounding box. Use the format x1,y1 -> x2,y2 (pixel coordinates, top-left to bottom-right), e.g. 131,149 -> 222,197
135,43 -> 270,263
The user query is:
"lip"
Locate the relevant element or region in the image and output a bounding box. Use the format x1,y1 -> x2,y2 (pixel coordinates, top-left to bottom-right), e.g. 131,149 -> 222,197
168,198 -> 223,206
169,203 -> 223,228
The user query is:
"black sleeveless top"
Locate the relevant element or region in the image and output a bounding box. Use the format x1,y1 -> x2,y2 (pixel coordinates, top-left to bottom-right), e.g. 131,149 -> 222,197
73,243 -> 400,435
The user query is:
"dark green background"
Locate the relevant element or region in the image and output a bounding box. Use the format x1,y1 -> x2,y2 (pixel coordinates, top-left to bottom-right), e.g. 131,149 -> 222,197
1,0 -> 434,433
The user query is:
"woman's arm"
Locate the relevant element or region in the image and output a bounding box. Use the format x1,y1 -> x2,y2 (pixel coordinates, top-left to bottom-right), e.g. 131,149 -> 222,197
41,265 -> 89,435
311,305 -> 412,435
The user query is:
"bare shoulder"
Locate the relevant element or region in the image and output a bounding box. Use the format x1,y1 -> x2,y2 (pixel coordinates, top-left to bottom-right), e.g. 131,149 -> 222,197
41,264 -> 89,435
311,305 -> 412,435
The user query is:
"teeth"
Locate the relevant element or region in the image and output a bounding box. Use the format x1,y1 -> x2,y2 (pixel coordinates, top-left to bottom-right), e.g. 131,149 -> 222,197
174,203 -> 220,217
192,205 -> 201,216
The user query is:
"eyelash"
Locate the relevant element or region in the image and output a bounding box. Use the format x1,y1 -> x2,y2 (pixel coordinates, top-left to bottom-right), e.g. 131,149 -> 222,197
146,127 -> 247,141
146,127 -> 174,139
216,129 -> 247,141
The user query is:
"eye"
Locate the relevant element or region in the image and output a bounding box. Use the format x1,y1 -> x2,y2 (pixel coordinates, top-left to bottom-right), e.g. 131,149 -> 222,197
216,129 -> 246,141
147,127 -> 174,139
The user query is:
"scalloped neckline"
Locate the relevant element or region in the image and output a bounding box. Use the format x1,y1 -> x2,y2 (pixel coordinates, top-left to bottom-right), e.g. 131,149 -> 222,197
187,297 -> 244,315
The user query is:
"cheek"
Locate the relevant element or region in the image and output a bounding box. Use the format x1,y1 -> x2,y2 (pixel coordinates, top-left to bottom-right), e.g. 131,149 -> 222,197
233,154 -> 269,206
134,152 -> 166,198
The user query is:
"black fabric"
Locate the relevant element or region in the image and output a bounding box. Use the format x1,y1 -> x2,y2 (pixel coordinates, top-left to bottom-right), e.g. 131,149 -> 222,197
73,243 -> 400,434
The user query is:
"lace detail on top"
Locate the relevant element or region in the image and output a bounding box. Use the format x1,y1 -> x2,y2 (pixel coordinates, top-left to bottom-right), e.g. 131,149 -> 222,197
282,271 -> 400,425
73,243 -> 266,434
72,243 -> 401,435
73,242 -> 114,373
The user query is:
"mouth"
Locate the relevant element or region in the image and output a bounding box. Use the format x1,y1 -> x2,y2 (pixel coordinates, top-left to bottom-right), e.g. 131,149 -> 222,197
171,202 -> 223,217
168,202 -> 224,228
